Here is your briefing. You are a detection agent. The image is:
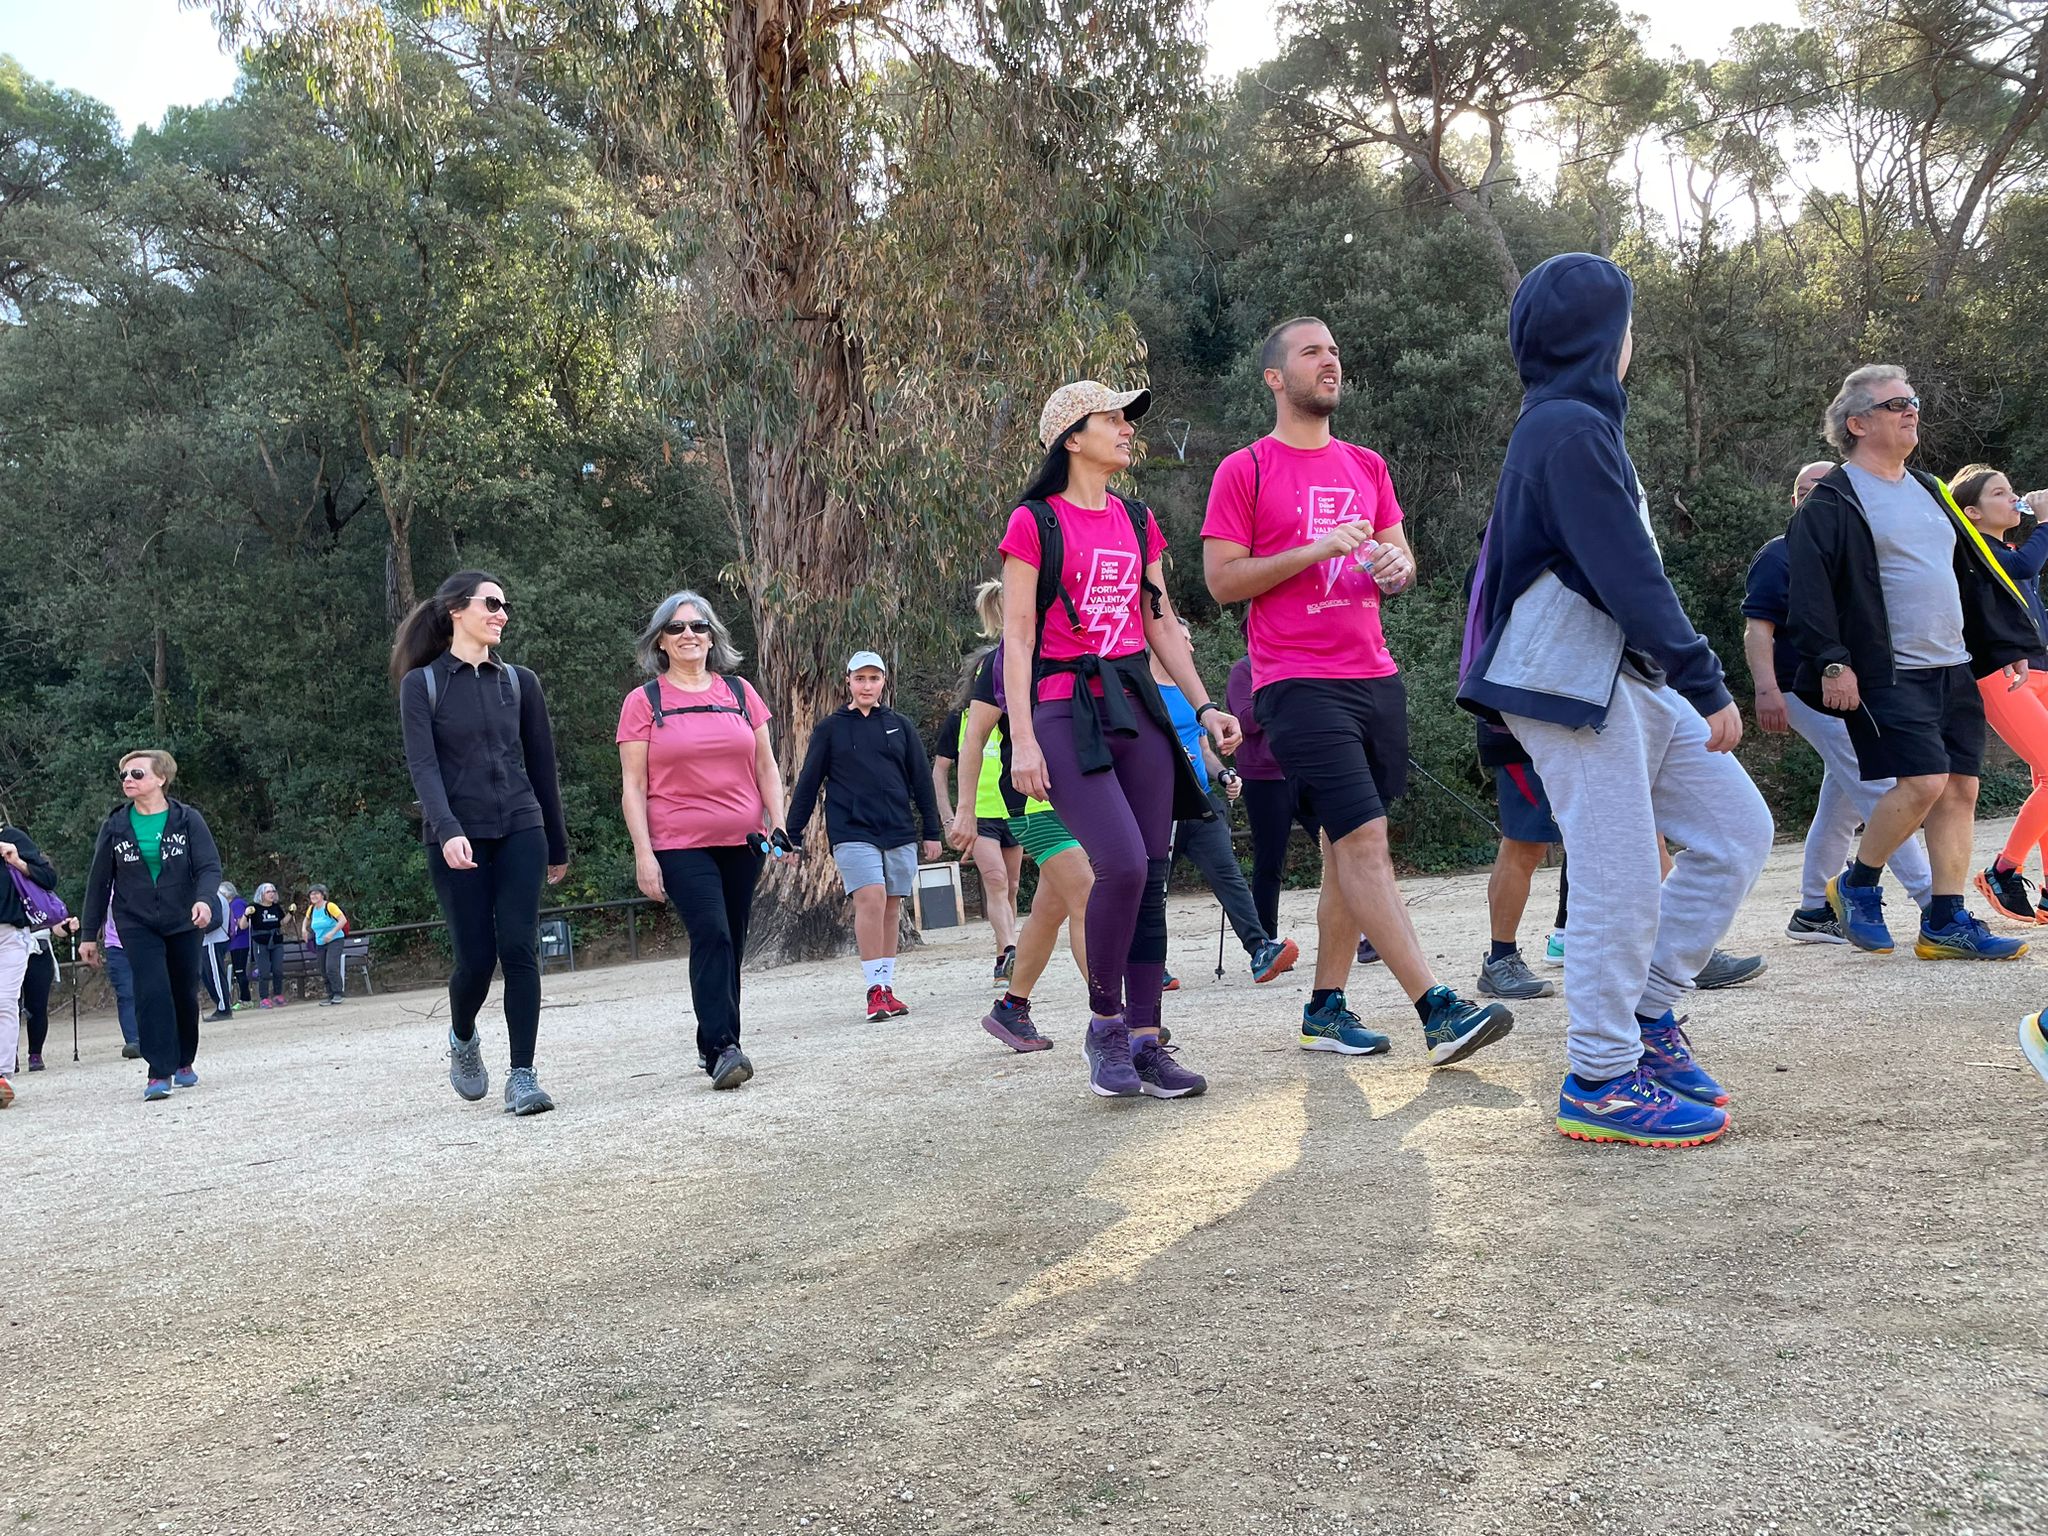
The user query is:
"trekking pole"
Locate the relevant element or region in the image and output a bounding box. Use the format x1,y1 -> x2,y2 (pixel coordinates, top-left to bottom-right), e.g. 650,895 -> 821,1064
1405,754 -> 1503,839
1214,905 -> 1226,979
69,931 -> 80,1063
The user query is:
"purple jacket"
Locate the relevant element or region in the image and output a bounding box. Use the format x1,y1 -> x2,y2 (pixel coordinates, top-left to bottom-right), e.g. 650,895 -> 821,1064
1225,658 -> 1282,781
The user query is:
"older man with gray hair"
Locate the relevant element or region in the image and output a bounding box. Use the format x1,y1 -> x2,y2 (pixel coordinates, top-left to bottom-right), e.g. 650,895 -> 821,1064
1785,365 -> 2040,959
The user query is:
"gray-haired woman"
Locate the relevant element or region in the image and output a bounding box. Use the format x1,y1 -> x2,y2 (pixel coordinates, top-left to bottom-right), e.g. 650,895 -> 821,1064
617,590 -> 788,1090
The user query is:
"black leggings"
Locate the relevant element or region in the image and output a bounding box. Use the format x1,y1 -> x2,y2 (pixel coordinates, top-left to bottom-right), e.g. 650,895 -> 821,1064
22,944 -> 54,1057
1243,775 -> 1317,938
251,941 -> 284,1000
123,922 -> 204,1078
427,826 -> 546,1069
655,845 -> 763,1072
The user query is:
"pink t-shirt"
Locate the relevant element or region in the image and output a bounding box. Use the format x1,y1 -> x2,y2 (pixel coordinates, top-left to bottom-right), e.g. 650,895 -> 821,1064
615,675 -> 772,850
1201,436 -> 1405,687
997,493 -> 1168,702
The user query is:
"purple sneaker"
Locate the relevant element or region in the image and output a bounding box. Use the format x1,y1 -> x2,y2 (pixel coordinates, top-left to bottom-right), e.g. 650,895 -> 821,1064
982,996 -> 1054,1053
1084,1016 -> 1142,1097
1132,1033 -> 1206,1099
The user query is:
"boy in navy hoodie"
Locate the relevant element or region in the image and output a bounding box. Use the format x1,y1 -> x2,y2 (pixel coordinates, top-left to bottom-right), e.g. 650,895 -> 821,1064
1459,253 -> 1773,1149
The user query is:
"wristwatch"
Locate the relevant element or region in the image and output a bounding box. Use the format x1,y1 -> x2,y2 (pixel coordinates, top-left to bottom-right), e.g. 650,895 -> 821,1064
1822,663 -> 1847,680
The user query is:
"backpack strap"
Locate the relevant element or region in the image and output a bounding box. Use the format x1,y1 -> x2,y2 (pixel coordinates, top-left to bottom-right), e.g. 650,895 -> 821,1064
644,674 -> 754,730
418,657 -> 521,716
1118,494 -> 1167,621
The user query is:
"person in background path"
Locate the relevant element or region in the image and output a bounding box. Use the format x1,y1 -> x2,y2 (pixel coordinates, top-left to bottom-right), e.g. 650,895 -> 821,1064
1948,464 -> 2048,923
619,588 -> 787,1091
101,903 -> 141,1055
1461,252 -> 1773,1149
245,884 -> 288,1007
79,750 -> 223,1103
1787,367 -> 2037,962
227,885 -> 251,1005
396,569 -> 570,1116
202,879 -> 238,1021
301,884 -> 348,1006
0,816 -> 59,1106
931,635 -> 1022,988
787,652 -> 944,1022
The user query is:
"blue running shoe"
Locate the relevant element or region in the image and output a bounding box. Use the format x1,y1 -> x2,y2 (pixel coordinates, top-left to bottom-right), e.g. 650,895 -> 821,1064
2021,1010 -> 2048,1086
1637,1012 -> 1727,1106
1420,987 -> 1513,1066
1556,1066 -> 1729,1147
172,1064 -> 199,1089
1300,991 -> 1390,1055
1249,937 -> 1298,984
143,1077 -> 172,1103
1132,1034 -> 1207,1098
1084,1015 -> 1142,1097
1826,872 -> 1893,953
1915,910 -> 2029,961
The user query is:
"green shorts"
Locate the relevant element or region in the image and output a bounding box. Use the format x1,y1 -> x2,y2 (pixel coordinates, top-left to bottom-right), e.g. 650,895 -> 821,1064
1010,809 -> 1080,865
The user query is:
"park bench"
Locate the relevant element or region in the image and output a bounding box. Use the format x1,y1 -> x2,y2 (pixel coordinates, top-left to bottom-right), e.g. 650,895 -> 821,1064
274,937 -> 375,998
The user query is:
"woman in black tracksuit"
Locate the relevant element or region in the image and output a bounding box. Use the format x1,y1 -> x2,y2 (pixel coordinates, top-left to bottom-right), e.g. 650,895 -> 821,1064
79,749 -> 224,1103
394,569 -> 569,1117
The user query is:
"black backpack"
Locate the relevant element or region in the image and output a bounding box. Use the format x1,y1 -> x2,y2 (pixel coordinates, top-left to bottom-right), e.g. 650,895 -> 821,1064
1024,495 -> 1166,674
642,674 -> 755,730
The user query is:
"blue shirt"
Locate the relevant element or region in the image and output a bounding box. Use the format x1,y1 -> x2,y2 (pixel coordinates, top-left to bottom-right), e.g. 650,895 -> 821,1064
1159,684 -> 1209,792
309,904 -> 344,946
1740,536 -> 1800,693
1991,522 -> 2048,667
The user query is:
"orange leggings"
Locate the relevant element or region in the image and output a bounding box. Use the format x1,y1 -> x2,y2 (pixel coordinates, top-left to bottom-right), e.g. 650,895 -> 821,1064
1979,666 -> 2048,870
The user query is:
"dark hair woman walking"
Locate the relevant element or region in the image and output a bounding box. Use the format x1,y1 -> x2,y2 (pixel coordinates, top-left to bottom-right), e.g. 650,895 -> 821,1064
1000,381 -> 1242,1100
619,590 -> 788,1090
79,750 -> 223,1103
0,807 -> 60,1106
394,570 -> 568,1116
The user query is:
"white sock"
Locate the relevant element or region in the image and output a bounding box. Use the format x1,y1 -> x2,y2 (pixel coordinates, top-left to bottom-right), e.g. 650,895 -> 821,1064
878,956 -> 897,987
862,958 -> 887,988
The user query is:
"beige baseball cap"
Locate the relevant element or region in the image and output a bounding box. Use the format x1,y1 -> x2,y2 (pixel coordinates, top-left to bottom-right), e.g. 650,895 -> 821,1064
1037,380 -> 1152,449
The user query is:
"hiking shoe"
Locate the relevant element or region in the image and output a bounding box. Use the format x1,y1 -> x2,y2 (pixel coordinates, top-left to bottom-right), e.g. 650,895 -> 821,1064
26,1053 -> 44,1073
1556,1066 -> 1728,1147
1543,931 -> 1565,967
1299,990 -> 1390,1055
1356,937 -> 1379,966
172,1065 -> 199,1089
2021,1009 -> 2048,1086
1693,948 -> 1766,990
710,1045 -> 754,1090
993,946 -> 1016,986
1162,971 -> 1181,992
1826,873 -> 1893,953
1477,950 -> 1555,1000
1975,864 -> 2039,923
1250,937 -> 1298,984
1636,1011 -> 1727,1106
1132,1034 -> 1207,1098
864,984 -> 909,1021
1785,906 -> 1846,944
121,1043 -> 140,1060
982,996 -> 1053,1053
448,1029 -> 488,1102
1084,1016 -> 1142,1098
1915,911 -> 2029,961
1420,987 -> 1514,1066
502,1066 -> 555,1115
142,1078 -> 171,1103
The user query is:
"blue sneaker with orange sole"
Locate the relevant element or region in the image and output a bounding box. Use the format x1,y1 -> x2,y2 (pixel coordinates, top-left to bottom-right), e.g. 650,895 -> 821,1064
2021,1010 -> 2048,1086
1557,1066 -> 1729,1147
1636,1011 -> 1728,1106
1827,872 -> 1893,953
1914,909 -> 2029,961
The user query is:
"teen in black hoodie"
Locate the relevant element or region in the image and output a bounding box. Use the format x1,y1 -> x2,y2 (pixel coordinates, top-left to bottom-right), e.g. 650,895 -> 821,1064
80,749 -> 223,1101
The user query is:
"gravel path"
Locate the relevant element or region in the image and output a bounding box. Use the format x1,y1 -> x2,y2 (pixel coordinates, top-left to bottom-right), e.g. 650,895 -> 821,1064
8,824 -> 2047,1535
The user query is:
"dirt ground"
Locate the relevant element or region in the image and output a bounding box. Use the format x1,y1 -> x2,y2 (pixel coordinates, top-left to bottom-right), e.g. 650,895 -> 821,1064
8,820 -> 2048,1536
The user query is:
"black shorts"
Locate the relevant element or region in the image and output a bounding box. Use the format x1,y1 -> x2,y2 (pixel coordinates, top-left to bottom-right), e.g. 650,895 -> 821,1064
1254,675 -> 1410,842
976,816 -> 1018,849
1844,663 -> 1984,779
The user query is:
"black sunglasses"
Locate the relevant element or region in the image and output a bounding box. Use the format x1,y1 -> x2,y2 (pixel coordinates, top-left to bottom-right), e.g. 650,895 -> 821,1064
120,767 -> 150,781
464,595 -> 511,614
1864,394 -> 1922,414
664,619 -> 713,636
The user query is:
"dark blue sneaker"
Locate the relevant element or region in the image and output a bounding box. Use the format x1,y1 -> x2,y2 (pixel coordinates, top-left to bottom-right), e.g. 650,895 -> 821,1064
1085,1016 -> 1142,1097
1914,909 -> 2029,961
1556,1066 -> 1729,1147
1420,987 -> 1513,1066
143,1077 -> 172,1103
1826,872 -> 1893,953
1636,1012 -> 1727,1106
2021,1009 -> 2048,1085
1132,1034 -> 1207,1098
1249,937 -> 1298,984
1299,991 -> 1390,1055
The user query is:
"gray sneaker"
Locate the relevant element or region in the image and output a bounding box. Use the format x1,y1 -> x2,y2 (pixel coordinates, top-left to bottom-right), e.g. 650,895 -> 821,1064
1477,950 -> 1556,999
448,1028 -> 488,1102
1693,948 -> 1766,991
709,1044 -> 754,1090
502,1066 -> 555,1116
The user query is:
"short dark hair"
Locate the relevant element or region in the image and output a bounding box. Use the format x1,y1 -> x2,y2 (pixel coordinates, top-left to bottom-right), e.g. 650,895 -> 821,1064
1260,316 -> 1326,373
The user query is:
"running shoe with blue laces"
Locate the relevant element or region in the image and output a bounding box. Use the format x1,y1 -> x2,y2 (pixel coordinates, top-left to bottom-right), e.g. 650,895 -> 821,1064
2021,1010 -> 2048,1086
1636,1011 -> 1728,1106
1556,1066 -> 1729,1147
1420,987 -> 1513,1066
1299,990 -> 1390,1055
1826,872 -> 1893,953
1914,909 -> 2029,961
1085,1015 -> 1142,1097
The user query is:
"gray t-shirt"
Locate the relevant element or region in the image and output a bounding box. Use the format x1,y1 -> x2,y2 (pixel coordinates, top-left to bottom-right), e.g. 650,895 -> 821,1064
1844,462 -> 1967,669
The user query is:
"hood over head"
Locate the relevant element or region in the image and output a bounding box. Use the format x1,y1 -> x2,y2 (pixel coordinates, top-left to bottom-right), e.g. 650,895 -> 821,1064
1509,253 -> 1633,424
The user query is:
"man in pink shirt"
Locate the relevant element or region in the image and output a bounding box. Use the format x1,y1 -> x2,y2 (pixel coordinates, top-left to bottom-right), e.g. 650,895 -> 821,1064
1203,316 -> 1514,1066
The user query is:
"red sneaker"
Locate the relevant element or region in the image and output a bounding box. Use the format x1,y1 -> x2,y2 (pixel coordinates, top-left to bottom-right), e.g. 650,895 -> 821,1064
866,984 -> 890,1021
877,987 -> 910,1019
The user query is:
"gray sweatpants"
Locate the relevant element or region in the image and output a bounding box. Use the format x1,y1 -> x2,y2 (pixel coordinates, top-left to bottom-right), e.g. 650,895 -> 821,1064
1506,675 -> 1774,1081
1783,694 -> 1933,911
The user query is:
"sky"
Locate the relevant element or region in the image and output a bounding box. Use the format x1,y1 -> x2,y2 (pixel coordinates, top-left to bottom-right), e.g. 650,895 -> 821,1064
3,0 -> 1806,136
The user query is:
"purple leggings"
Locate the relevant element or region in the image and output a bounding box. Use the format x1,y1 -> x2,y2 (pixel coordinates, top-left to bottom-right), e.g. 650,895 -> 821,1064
1033,693 -> 1176,1027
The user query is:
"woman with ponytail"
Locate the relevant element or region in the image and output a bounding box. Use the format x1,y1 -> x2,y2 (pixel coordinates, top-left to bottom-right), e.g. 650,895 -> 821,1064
394,571 -> 568,1116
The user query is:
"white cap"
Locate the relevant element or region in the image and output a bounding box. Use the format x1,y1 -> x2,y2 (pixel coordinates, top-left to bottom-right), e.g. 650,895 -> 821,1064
846,650 -> 888,674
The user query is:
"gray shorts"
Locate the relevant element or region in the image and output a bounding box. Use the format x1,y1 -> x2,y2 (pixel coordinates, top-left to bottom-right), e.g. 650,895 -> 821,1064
832,842 -> 916,897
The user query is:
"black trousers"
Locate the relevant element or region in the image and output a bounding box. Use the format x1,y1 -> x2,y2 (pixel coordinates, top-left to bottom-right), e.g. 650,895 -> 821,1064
203,942 -> 235,1011
1242,776 -> 1320,939
427,826 -> 546,1069
230,946 -> 251,1002
250,941 -> 283,1000
22,943 -> 54,1057
123,923 -> 204,1078
655,845 -> 763,1072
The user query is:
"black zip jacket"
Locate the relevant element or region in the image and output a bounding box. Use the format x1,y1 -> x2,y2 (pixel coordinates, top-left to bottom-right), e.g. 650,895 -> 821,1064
786,704 -> 943,850
80,798 -> 225,939
1785,464 -> 2042,706
399,652 -> 568,863
0,825 -> 59,929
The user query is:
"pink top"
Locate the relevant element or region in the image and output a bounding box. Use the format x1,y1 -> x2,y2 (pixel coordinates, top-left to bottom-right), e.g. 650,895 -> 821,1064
998,493 -> 1168,702
616,675 -> 773,850
1202,436 -> 1404,687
